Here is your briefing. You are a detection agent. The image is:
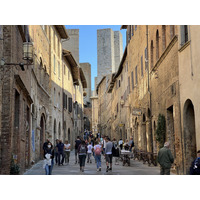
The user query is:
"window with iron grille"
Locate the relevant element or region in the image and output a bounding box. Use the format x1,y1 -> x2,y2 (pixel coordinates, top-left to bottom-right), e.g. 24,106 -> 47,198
68,97 -> 72,113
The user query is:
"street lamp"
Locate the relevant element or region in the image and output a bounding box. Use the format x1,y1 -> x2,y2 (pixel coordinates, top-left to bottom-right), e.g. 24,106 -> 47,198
0,42 -> 33,70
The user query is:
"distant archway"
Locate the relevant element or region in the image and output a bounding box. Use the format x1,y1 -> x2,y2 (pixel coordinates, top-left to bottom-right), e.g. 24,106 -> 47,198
40,114 -> 45,159
183,99 -> 196,174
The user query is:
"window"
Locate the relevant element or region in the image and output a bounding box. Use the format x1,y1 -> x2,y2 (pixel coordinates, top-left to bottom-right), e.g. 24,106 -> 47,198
54,55 -> 56,73
54,88 -> 56,105
181,25 -> 188,45
156,30 -> 159,60
145,47 -> 148,70
14,90 -> 20,128
135,66 -> 138,85
150,40 -> 154,68
64,64 -> 66,75
57,38 -> 60,57
141,55 -> 143,77
58,61 -> 60,78
135,25 -> 137,31
131,25 -> 134,36
170,25 -> 175,39
131,71 -> 134,90
54,31 -> 56,51
162,25 -> 166,51
63,93 -> 67,109
68,97 -> 72,112
128,76 -> 131,93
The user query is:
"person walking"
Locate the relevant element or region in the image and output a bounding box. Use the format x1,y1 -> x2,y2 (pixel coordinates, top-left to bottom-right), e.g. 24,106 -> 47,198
64,140 -> 71,165
190,150 -> 200,175
43,142 -> 54,175
78,140 -> 88,172
56,140 -> 64,166
158,142 -> 174,175
75,136 -> 82,164
105,137 -> 113,172
87,142 -> 93,163
112,138 -> 119,165
43,139 -> 50,157
118,138 -> 123,150
128,137 -> 134,152
94,141 -> 102,172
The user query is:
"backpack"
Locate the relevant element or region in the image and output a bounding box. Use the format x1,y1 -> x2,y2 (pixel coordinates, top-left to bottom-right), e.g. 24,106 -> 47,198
95,146 -> 101,155
79,145 -> 86,154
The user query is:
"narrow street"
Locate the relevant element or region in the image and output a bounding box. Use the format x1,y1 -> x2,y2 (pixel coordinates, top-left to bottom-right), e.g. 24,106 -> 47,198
24,150 -> 163,175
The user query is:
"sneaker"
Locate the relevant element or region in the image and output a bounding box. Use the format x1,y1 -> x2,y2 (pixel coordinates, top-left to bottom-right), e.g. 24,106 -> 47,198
96,169 -> 99,172
109,168 -> 112,171
99,168 -> 101,171
106,167 -> 109,172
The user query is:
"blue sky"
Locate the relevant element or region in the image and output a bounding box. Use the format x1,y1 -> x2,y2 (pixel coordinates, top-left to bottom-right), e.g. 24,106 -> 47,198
65,25 -> 126,91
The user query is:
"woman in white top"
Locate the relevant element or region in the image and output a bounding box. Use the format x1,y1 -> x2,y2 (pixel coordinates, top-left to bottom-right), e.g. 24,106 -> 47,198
87,142 -> 93,163
64,140 -> 71,165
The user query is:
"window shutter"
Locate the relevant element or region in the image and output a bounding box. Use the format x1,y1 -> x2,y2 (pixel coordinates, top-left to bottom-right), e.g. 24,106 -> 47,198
68,97 -> 72,113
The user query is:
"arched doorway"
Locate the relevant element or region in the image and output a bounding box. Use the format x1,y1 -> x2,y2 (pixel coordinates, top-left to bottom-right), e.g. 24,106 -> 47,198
68,128 -> 70,143
58,122 -> 61,140
54,119 -> 56,145
40,114 -> 45,159
142,114 -> 147,151
134,118 -> 139,148
183,99 -> 196,174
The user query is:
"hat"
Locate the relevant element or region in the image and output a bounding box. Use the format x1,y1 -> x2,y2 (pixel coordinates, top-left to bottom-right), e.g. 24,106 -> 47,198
197,150 -> 200,154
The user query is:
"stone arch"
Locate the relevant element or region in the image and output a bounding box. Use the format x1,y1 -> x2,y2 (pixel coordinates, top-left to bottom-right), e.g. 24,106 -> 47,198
183,99 -> 196,174
134,117 -> 139,148
58,122 -> 61,140
40,114 -> 45,159
142,113 -> 147,151
68,128 -> 71,143
162,25 -> 166,51
53,119 -> 57,144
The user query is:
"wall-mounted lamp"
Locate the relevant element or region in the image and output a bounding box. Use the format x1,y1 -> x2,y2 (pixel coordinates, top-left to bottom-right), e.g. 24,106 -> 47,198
0,42 -> 33,71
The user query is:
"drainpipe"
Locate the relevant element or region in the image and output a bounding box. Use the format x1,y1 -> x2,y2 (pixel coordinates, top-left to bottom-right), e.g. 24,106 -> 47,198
146,25 -> 153,153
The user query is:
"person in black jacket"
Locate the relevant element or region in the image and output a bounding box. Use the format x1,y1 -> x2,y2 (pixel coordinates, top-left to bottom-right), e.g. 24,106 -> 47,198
190,150 -> 200,175
44,142 -> 54,175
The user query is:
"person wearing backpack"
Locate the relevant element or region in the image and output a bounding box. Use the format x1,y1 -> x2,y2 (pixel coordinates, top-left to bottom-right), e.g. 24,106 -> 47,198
94,141 -> 102,172
78,140 -> 88,172
190,150 -> 200,175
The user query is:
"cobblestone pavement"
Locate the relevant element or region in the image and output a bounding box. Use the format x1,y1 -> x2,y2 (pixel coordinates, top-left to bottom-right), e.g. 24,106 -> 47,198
24,150 -> 164,175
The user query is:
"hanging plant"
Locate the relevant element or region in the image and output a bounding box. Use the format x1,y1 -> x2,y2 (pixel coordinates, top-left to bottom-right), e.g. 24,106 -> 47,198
155,114 -> 166,148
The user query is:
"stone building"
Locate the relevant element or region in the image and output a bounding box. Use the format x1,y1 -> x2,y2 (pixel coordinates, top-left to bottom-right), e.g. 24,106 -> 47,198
0,26 -> 33,174
62,49 -> 79,148
107,47 -> 128,141
95,25 -> 199,174
97,28 -> 123,85
178,25 -> 200,174
96,74 -> 112,138
62,29 -> 79,64
90,91 -> 98,135
80,63 -> 92,131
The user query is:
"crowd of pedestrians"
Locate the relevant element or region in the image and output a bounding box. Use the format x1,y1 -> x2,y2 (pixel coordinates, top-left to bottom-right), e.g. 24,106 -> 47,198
42,131 -> 200,175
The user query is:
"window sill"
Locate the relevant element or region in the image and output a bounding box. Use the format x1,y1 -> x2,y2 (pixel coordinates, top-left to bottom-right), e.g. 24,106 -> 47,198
178,40 -> 191,52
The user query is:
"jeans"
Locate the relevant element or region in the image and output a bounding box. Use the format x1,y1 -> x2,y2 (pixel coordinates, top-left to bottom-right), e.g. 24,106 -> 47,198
58,151 -> 64,165
55,152 -> 58,164
64,151 -> 70,163
79,155 -> 86,167
95,155 -> 101,169
87,153 -> 92,162
45,159 -> 54,175
75,149 -> 79,163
